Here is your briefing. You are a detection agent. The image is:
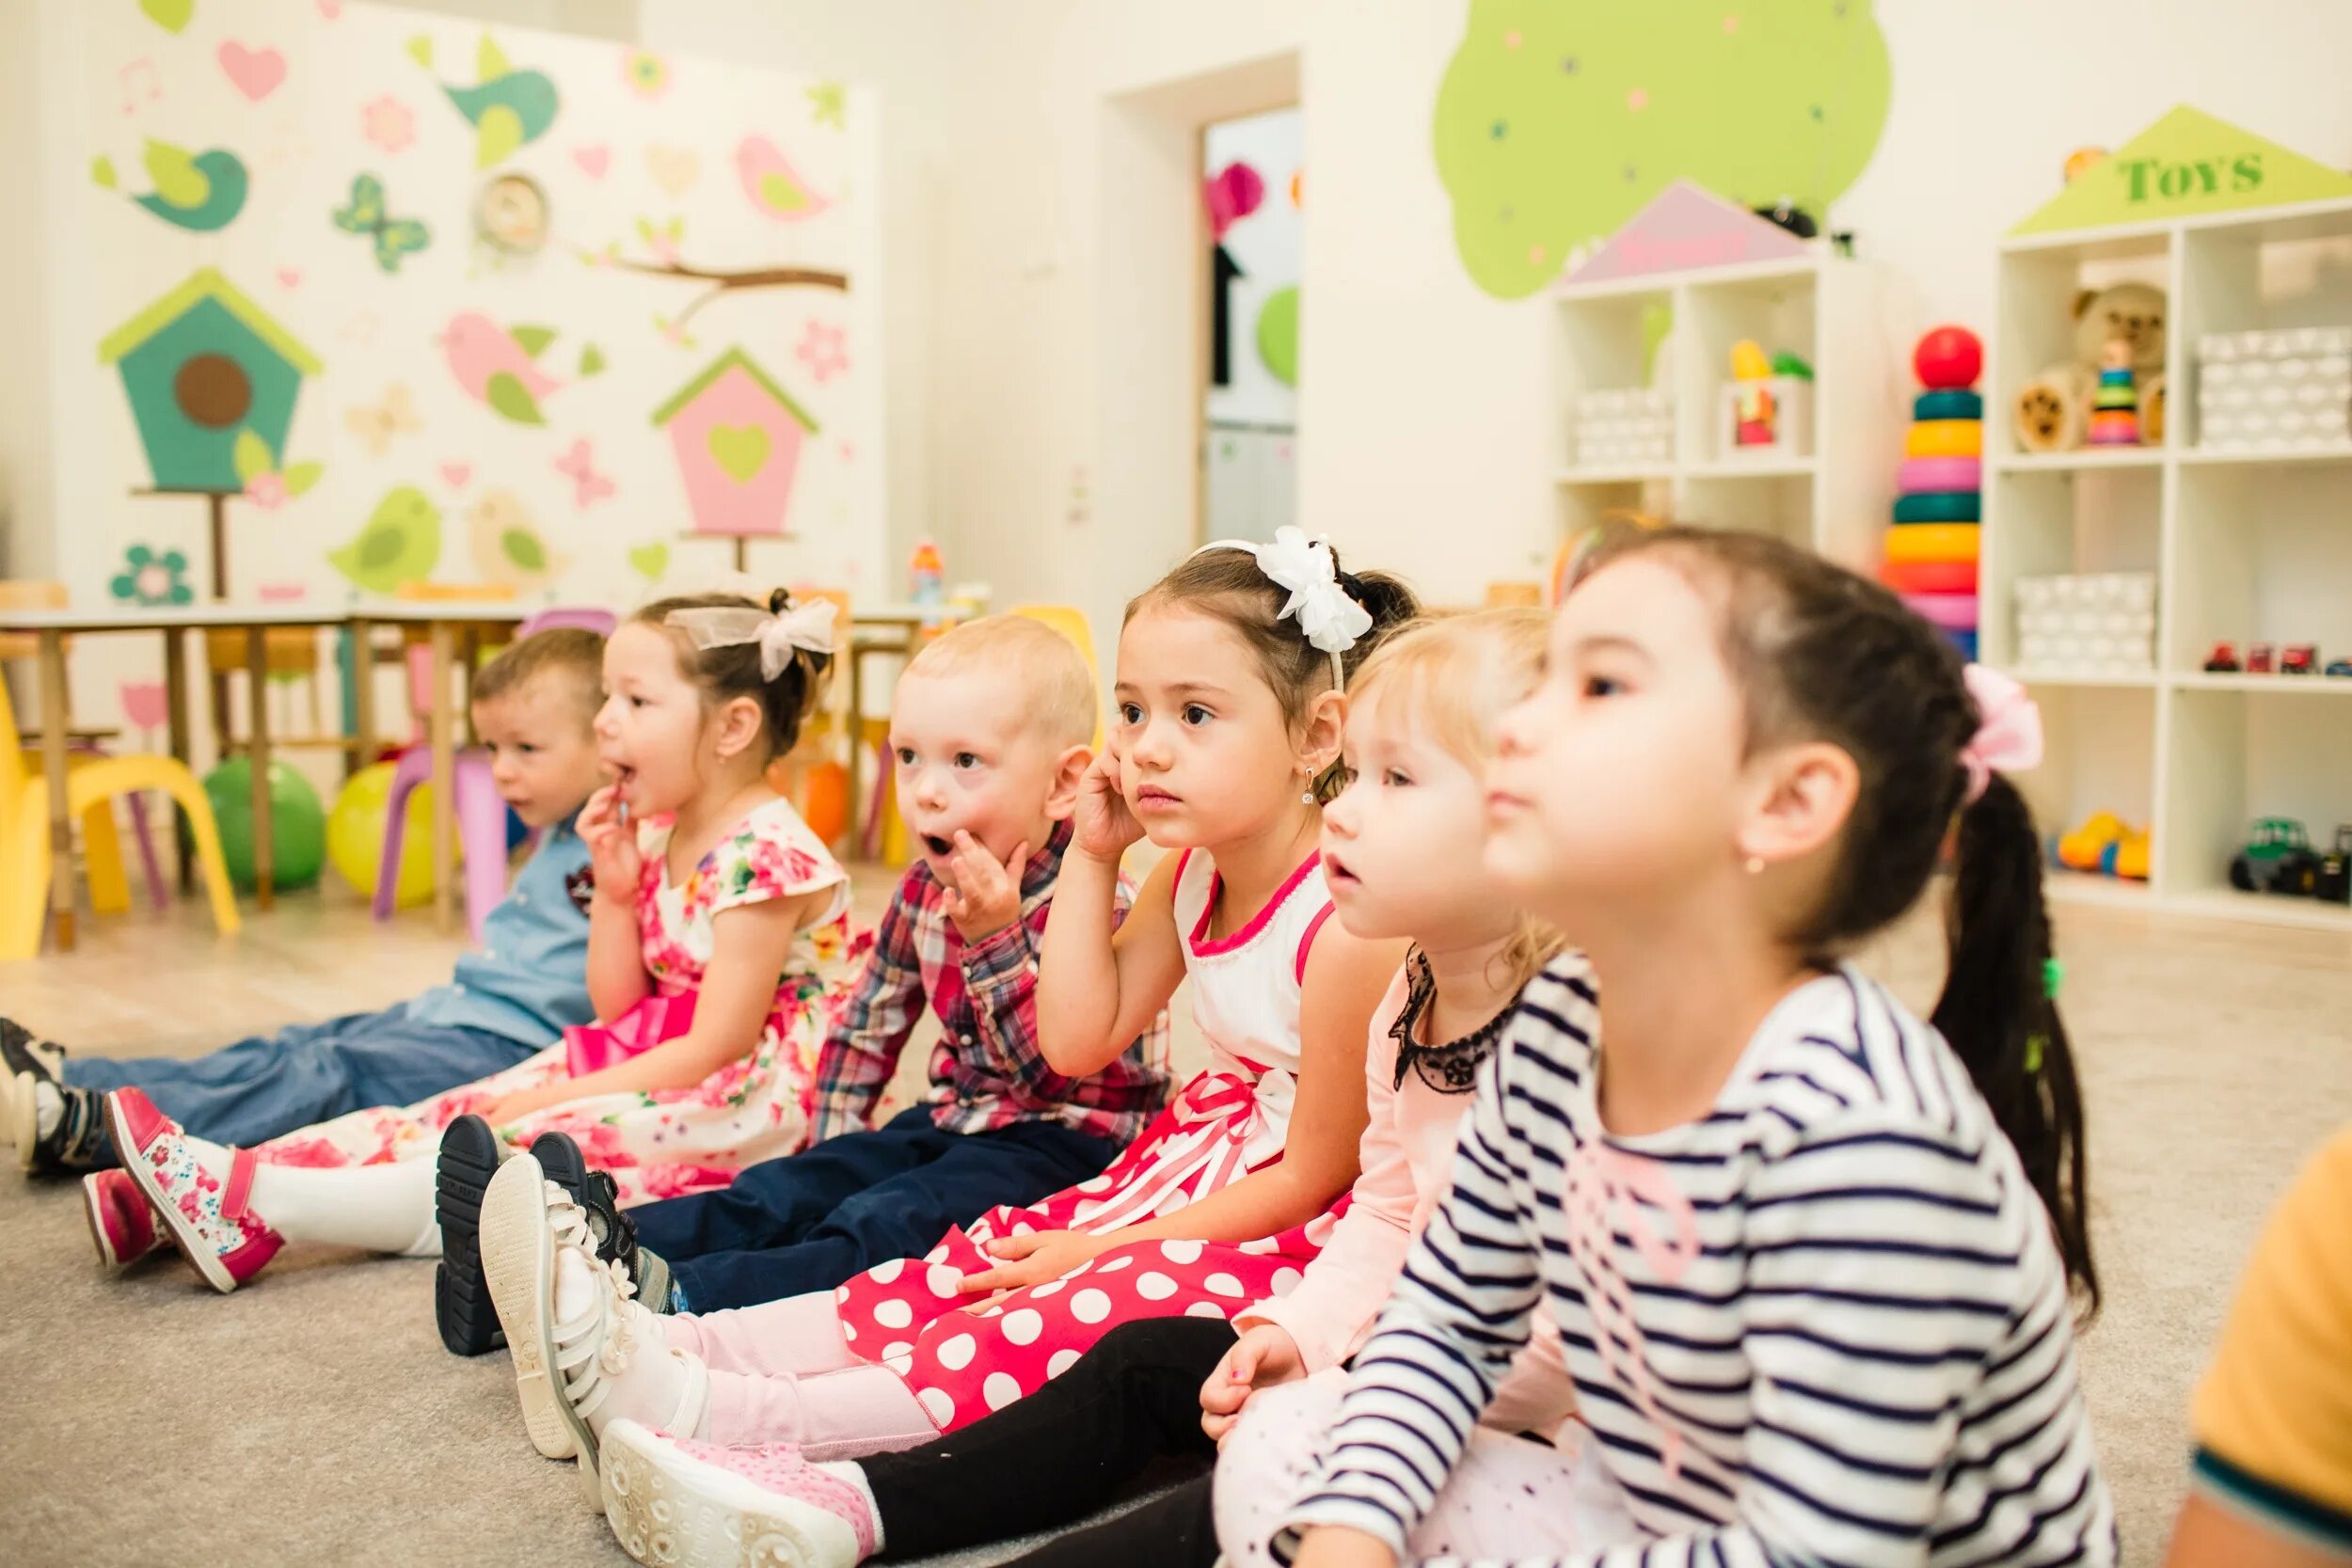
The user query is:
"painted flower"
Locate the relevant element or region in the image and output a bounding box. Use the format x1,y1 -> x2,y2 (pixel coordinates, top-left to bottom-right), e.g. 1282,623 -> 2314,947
110,545 -> 193,607
119,682 -> 167,730
796,321 -> 850,384
245,471 -> 287,510
256,1136 -> 353,1168
361,94 -> 415,154
622,49 -> 671,99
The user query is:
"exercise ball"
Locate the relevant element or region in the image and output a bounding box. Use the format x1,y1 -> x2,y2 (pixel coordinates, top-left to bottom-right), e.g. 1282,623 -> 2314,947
184,757 -> 326,893
327,761 -> 440,908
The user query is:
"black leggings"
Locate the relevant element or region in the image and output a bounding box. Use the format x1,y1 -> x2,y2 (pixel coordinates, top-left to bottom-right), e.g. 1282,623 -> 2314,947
865,1315 -> 1234,1567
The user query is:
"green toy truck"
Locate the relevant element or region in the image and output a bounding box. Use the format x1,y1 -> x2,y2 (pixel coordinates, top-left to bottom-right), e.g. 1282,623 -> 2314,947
2230,817 -> 2321,896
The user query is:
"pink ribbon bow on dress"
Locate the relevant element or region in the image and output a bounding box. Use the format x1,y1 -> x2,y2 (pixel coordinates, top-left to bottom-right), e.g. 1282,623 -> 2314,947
1959,663 -> 2043,803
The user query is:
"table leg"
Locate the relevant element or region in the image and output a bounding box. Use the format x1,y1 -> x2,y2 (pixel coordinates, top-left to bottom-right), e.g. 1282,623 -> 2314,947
165,629 -> 192,892
349,617 -> 376,776
428,621 -> 456,932
246,626 -> 275,911
38,631 -> 74,952
459,626 -> 480,740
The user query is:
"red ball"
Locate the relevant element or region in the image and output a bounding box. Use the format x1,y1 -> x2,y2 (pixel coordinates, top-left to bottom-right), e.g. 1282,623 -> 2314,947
1914,325 -> 1983,390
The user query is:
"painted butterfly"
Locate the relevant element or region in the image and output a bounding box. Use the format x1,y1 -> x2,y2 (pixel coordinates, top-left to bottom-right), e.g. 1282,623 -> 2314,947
331,173 -> 431,274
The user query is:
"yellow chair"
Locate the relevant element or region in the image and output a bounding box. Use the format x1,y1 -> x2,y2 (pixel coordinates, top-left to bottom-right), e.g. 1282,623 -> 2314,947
1,580 -> 140,914
0,664 -> 239,960
1009,604 -> 1105,750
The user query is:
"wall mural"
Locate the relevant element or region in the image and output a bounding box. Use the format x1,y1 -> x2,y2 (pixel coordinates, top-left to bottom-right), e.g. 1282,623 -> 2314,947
1431,0 -> 1893,299
71,0 -> 882,663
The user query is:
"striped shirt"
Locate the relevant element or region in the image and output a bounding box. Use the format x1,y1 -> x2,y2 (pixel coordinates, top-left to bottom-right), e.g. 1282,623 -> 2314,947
1279,958 -> 2116,1567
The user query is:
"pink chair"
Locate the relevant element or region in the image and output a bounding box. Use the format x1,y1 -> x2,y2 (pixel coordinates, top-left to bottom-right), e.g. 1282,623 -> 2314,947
372,608 -> 616,940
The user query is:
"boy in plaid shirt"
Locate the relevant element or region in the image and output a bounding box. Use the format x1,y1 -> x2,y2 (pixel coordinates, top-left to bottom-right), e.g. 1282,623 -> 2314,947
508,616 -> 1170,1317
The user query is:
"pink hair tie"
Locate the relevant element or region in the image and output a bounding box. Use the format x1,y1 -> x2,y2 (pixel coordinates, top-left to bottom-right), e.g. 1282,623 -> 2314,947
1960,664 -> 2042,803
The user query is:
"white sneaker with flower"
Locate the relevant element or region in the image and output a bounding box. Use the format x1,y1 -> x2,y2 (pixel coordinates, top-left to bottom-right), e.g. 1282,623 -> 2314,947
599,1418 -> 877,1568
481,1151 -> 707,1478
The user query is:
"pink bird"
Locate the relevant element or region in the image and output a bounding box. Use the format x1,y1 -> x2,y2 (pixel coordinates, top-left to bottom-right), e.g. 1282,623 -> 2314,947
438,310 -> 563,425
734,135 -> 833,222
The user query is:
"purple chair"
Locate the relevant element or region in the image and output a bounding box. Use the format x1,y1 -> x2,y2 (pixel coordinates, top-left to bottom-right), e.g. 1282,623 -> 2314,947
372,608 -> 615,940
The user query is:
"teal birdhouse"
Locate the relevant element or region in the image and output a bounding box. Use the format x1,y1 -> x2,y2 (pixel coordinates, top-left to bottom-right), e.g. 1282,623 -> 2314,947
97,267 -> 323,492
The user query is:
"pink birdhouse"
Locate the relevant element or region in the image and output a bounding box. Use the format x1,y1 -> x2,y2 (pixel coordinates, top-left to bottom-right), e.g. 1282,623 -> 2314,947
649,347 -> 819,539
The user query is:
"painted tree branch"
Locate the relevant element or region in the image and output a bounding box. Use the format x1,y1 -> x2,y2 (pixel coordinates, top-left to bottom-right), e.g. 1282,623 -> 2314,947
606,257 -> 850,330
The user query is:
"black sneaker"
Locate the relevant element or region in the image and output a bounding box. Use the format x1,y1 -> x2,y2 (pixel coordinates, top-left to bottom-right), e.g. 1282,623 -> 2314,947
527,1131 -> 671,1314
0,1019 -> 65,1085
18,1079 -> 105,1175
435,1115 -> 584,1356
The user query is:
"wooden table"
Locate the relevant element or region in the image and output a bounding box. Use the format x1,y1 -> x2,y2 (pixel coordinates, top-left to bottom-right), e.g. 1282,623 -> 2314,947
0,601 -> 527,952
843,603 -> 961,852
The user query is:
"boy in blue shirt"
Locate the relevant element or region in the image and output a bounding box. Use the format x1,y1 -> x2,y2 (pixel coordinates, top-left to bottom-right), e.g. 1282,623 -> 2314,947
1,625 -> 609,1175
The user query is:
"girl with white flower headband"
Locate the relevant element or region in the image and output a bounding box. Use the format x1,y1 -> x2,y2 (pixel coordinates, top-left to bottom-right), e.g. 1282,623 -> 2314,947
104,587 -> 859,1299
471,527 -> 1421,1498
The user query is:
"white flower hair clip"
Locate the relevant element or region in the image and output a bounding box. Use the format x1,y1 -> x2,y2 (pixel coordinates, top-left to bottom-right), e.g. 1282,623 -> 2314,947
1193,525 -> 1373,688
667,598 -> 838,680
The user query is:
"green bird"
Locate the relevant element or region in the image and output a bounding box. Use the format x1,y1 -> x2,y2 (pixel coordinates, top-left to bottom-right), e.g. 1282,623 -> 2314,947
93,140 -> 249,232
330,486 -> 443,594
432,34 -> 560,169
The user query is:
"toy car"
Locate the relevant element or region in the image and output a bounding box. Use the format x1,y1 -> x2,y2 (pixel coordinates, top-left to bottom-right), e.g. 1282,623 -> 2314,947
2318,827 -> 2352,905
2327,658 -> 2352,678
2231,816 -> 2320,896
2282,644 -> 2317,675
2248,642 -> 2278,673
2203,642 -> 2241,673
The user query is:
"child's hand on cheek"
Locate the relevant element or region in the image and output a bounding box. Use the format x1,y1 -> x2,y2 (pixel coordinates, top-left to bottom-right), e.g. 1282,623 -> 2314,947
1072,740 -> 1145,862
941,831 -> 1026,942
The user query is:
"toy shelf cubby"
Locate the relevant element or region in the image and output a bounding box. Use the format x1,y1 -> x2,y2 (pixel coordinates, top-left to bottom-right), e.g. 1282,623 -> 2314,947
1983,195 -> 2352,930
1551,252 -> 1899,572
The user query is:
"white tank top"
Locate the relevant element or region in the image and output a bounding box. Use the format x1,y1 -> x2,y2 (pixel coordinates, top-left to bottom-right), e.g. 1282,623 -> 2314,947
1172,847 -> 1335,1165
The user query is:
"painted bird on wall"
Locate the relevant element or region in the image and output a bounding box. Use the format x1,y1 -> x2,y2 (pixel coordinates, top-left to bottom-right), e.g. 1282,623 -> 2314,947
416,32 -> 559,169
91,140 -> 249,232
330,485 -> 443,594
733,135 -> 832,222
469,488 -> 568,593
438,311 -> 563,426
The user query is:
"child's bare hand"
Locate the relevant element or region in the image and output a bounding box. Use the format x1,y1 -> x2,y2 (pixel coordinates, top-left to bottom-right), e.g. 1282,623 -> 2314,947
1289,1528 -> 1398,1568
1200,1323 -> 1306,1442
958,1228 -> 1113,1296
1072,741 -> 1144,862
577,786 -> 643,907
942,832 -> 1026,942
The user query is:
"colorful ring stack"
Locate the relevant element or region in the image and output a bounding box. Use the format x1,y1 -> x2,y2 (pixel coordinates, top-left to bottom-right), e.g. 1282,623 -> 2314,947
2087,356 -> 2141,446
1884,326 -> 1985,659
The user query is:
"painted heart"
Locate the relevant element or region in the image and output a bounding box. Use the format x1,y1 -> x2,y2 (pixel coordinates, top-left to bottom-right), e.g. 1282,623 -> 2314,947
439,461 -> 472,489
275,266 -> 301,289
647,146 -> 700,198
707,423 -> 771,483
218,41 -> 287,102
139,0 -> 193,34
317,0 -> 344,16
572,145 -> 611,180
628,544 -> 670,581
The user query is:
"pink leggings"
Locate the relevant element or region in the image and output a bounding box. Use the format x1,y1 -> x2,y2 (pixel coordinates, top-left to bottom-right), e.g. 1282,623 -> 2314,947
660,1291 -> 939,1461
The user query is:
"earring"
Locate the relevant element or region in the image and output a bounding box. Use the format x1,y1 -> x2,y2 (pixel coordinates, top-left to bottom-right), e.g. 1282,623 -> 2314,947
1302,789 -> 1315,805
1743,855 -> 1766,876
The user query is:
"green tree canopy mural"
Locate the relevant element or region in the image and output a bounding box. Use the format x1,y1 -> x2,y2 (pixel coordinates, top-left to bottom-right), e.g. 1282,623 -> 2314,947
1433,0 -> 1893,299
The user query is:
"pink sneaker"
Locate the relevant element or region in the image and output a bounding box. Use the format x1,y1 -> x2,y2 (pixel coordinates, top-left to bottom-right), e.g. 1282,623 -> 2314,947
81,1167 -> 165,1268
597,1418 -> 876,1568
107,1087 -> 282,1294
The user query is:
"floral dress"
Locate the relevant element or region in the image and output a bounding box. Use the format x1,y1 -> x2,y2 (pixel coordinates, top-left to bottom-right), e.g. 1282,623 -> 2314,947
254,798 -> 854,1207
825,847 -> 1346,1433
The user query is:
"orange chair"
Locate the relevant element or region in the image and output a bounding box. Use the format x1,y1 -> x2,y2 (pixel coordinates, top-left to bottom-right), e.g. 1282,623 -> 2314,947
0,667 -> 238,960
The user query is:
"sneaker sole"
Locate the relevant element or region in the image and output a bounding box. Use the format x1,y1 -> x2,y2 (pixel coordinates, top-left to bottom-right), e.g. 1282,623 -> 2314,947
435,1116 -> 508,1356
108,1094 -> 238,1295
8,1072 -> 35,1170
82,1177 -> 128,1268
477,1153 -> 577,1461
600,1420 -> 857,1568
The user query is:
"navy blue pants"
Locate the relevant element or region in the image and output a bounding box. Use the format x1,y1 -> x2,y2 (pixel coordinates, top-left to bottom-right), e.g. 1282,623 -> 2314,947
631,1106 -> 1120,1314
60,1002 -> 533,1168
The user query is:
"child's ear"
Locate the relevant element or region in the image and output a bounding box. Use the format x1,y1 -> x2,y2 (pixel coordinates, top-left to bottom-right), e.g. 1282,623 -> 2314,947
1296,689 -> 1346,780
712,693 -> 767,763
1042,744 -> 1091,820
1735,739 -> 1857,871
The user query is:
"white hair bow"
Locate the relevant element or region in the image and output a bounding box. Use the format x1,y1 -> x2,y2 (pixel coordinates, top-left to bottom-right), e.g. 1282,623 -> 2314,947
667,599 -> 839,680
1194,526 -> 1372,685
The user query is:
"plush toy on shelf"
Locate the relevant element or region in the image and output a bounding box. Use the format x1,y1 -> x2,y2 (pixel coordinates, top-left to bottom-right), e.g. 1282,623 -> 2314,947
2056,810 -> 2150,881
2012,281 -> 2167,451
1884,325 -> 1984,657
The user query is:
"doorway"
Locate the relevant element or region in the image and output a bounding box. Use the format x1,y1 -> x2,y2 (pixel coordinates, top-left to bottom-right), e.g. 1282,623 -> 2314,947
1200,106 -> 1300,545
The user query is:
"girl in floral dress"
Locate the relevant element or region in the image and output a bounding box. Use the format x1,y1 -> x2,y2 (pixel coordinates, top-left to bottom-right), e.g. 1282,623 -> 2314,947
106,589 -> 854,1297
480,531 -> 1421,1480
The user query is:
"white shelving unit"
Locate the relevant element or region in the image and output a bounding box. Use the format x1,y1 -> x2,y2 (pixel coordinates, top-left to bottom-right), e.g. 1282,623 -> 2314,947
1982,196 -> 2352,932
1550,252 -> 1899,571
